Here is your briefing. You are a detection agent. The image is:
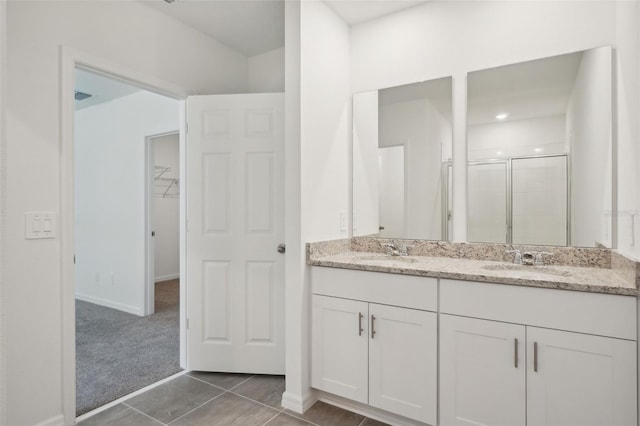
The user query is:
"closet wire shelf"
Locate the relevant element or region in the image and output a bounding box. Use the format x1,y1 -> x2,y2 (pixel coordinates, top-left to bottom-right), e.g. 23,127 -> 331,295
154,166 -> 179,199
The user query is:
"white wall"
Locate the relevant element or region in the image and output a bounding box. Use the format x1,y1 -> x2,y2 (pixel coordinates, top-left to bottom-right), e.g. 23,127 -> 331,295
152,133 -> 180,282
75,91 -> 179,315
567,47 -> 613,247
352,91 -> 379,236
615,0 -> 640,255
300,1 -> 351,243
4,1 -> 248,424
249,47 -> 285,93
350,0 -> 631,244
283,0 -> 351,414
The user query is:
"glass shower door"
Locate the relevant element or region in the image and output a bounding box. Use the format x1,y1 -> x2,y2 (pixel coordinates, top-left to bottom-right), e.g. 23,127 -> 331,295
511,156 -> 568,246
467,162 -> 508,243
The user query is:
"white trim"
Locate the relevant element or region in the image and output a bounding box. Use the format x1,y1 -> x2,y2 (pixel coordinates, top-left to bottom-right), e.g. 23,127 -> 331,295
75,370 -> 188,423
281,390 -> 317,414
155,273 -> 180,283
178,100 -> 188,370
60,46 -> 188,425
75,293 -> 144,317
144,135 -> 155,316
317,392 -> 425,426
0,1 -> 6,425
33,414 -> 65,426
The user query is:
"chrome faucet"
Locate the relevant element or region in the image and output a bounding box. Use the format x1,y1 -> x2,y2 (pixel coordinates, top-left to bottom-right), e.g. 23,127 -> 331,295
382,243 -> 399,256
534,251 -> 553,266
382,242 -> 412,256
506,249 -> 522,264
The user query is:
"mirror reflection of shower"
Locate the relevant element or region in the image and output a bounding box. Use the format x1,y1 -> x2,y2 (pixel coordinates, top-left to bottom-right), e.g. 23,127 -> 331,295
468,155 -> 568,245
467,46 -> 612,248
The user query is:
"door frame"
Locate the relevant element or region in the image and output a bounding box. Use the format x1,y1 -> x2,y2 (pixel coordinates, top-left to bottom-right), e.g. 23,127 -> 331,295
144,131 -> 181,316
60,46 -> 188,424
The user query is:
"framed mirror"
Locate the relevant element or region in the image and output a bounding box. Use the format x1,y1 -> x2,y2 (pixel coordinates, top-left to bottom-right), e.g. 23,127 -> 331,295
353,77 -> 453,240
467,46 -> 613,248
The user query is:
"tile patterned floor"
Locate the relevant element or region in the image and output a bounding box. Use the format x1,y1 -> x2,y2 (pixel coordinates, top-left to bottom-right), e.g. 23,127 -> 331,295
78,373 -> 389,426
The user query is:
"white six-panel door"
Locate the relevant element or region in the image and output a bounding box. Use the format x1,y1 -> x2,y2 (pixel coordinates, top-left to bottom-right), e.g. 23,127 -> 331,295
186,93 -> 284,374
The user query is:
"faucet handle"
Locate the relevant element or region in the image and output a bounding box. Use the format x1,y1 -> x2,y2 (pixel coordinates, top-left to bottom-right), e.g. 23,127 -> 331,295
381,242 -> 397,256
506,249 -> 522,264
534,251 -> 553,266
398,243 -> 413,256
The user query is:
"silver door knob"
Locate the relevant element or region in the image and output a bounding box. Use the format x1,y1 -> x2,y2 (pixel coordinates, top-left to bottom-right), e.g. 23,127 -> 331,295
277,243 -> 286,254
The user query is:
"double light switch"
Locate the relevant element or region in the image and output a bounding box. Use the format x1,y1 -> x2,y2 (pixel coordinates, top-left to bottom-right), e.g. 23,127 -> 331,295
25,212 -> 57,239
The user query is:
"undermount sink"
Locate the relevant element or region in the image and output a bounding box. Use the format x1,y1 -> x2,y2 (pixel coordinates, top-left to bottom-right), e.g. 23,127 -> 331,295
482,263 -> 571,277
357,254 -> 419,264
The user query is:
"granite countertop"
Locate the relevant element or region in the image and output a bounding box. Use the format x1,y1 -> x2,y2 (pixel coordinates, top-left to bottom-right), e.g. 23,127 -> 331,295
308,251 -> 639,297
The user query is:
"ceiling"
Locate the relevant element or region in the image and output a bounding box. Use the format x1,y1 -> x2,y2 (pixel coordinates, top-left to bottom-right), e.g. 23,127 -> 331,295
379,77 -> 453,123
142,0 -> 431,57
77,1 -> 433,108
468,52 -> 583,126
324,0 -> 430,26
75,69 -> 141,110
143,0 -> 285,57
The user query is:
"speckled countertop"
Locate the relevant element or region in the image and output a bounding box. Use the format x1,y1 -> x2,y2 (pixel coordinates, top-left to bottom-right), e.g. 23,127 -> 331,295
308,249 -> 640,297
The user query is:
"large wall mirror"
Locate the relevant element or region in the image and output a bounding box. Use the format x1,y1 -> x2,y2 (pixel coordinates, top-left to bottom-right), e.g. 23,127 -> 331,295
467,46 -> 613,248
353,77 -> 453,240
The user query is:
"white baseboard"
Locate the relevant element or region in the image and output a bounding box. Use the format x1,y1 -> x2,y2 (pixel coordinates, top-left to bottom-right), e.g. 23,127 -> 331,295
317,392 -> 427,426
281,390 -> 317,414
155,273 -> 179,283
33,414 -> 65,426
75,293 -> 143,316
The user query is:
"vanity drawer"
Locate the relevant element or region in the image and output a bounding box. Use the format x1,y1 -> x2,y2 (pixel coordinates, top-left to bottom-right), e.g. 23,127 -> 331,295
440,279 -> 637,340
311,267 -> 437,311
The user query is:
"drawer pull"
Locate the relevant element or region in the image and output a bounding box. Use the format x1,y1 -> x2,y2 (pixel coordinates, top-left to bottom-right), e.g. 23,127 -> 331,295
358,312 -> 364,336
514,338 -> 518,368
533,341 -> 538,372
371,315 -> 376,339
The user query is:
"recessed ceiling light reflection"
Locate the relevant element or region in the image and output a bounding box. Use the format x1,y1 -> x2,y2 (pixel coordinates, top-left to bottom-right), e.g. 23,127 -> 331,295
495,113 -> 509,120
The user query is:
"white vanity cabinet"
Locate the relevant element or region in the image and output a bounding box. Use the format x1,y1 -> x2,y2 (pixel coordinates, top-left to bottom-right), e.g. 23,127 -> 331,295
439,315 -> 526,426
311,267 -> 438,424
440,279 -> 638,426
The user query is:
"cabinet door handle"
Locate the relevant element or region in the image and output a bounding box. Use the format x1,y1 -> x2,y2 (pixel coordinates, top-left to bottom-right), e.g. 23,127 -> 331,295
370,315 -> 376,339
514,338 -> 518,368
358,312 -> 364,336
533,341 -> 538,372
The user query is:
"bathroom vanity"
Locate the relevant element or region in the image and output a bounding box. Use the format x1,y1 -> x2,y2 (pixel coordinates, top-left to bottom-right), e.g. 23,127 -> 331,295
308,240 -> 638,426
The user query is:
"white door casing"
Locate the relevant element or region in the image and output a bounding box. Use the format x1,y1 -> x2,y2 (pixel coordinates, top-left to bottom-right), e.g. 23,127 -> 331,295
186,93 -> 285,374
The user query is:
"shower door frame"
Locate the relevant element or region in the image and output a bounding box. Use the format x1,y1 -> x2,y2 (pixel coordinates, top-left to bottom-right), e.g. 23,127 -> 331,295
468,153 -> 571,246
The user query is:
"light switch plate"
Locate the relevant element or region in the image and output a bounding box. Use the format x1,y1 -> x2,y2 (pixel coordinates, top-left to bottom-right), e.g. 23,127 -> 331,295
25,212 -> 57,239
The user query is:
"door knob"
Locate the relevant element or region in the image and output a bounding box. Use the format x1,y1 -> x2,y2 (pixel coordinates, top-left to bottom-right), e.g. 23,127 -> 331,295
277,243 -> 286,254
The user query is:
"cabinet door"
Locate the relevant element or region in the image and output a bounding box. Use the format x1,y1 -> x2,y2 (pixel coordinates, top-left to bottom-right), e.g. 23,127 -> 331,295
527,327 -> 637,426
311,295 -> 369,403
369,304 -> 437,424
440,314 -> 526,426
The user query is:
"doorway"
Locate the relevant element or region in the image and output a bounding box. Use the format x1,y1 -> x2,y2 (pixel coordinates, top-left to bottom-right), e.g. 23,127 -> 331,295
73,68 -> 183,415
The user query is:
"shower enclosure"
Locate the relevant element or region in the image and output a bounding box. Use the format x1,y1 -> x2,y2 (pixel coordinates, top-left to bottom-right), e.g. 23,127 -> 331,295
467,154 -> 569,246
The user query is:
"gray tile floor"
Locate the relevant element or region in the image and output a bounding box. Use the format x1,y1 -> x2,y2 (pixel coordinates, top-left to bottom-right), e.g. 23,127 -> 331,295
78,373 -> 389,426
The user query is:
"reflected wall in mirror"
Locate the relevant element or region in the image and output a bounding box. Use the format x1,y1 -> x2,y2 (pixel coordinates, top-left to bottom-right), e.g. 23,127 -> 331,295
353,77 -> 453,240
467,46 -> 612,248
